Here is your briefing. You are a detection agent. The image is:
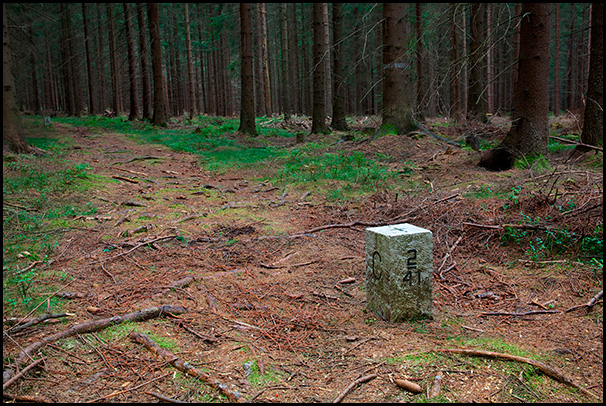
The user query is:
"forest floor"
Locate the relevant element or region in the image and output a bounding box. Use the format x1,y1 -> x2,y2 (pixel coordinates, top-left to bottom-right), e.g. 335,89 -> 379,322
2,114 -> 603,403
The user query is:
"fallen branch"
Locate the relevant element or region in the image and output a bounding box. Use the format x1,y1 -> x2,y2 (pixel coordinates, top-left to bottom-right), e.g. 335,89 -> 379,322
111,175 -> 139,184
146,391 -> 189,403
2,392 -> 52,403
2,358 -> 44,391
89,235 -> 177,265
89,371 -> 171,402
4,305 -> 187,382
549,135 -> 603,152
6,312 -> 74,334
481,310 -> 559,317
564,290 -> 603,313
332,373 -> 377,403
130,332 -> 243,402
434,349 -> 599,399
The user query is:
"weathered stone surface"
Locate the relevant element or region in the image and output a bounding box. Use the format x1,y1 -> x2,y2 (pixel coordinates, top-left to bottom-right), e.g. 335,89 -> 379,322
365,223 -> 433,322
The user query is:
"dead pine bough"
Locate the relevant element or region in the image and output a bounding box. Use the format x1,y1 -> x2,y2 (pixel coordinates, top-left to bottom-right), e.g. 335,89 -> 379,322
130,332 -> 244,403
3,305 -> 187,384
434,349 -> 599,399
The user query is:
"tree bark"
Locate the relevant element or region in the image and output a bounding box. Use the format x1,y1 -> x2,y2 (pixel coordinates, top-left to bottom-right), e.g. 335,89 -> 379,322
379,3 -> 415,135
107,4 -> 122,114
123,3 -> 139,121
60,4 -> 75,116
260,3 -> 271,116
82,4 -> 95,115
288,3 -> 300,114
449,3 -> 461,121
479,3 -> 551,171
95,4 -> 106,111
467,3 -> 487,122
280,3 -> 292,121
136,3 -> 152,120
148,3 -> 168,126
553,4 -> 560,115
238,3 -> 257,136
579,3 -> 603,149
3,3 -> 30,154
331,3 -> 348,131
184,4 -> 196,118
29,25 -> 42,116
415,3 -> 424,119
311,3 -> 330,134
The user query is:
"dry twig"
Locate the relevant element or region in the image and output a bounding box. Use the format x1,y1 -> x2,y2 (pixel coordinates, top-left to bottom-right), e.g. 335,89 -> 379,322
130,332 -> 244,402
434,349 -> 598,399
332,373 -> 377,403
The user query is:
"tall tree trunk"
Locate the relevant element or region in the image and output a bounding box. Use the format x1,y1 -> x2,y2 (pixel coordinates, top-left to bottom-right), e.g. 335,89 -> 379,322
323,3 -> 332,116
280,3 -> 292,120
567,4 -> 575,111
107,4 -> 121,114
553,3 -> 560,115
253,4 -> 266,116
259,3 -> 271,116
43,30 -> 56,112
3,3 -> 30,153
579,3 -> 603,149
136,3 -> 152,120
311,3 -> 330,134
415,3 -> 424,119
378,3 -> 415,135
95,4 -> 106,111
331,3 -> 348,131
480,3 -> 551,171
29,25 -> 41,116
486,4 -> 494,115
147,3 -> 167,126
60,4 -> 75,116
67,4 -> 83,117
123,3 -> 139,121
82,3 -> 95,115
184,4 -> 196,118
288,3 -> 300,114
238,3 -> 257,136
468,3 -> 487,122
449,3 -> 461,121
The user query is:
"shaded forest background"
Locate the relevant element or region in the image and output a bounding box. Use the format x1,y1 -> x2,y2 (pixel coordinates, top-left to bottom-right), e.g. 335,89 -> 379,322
5,3 -> 593,123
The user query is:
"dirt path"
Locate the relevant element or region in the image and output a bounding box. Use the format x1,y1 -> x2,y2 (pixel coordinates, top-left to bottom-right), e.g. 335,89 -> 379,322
4,124 -> 602,403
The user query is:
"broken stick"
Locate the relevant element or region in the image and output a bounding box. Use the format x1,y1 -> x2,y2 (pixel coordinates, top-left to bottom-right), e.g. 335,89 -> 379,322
332,373 -> 377,403
4,305 -> 187,382
130,332 -> 243,403
434,349 -> 598,399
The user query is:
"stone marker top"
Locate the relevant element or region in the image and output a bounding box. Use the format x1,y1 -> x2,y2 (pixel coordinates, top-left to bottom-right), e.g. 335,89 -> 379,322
367,223 -> 431,238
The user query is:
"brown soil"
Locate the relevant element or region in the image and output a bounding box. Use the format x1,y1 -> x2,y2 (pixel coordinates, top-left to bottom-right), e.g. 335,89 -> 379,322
3,117 -> 603,403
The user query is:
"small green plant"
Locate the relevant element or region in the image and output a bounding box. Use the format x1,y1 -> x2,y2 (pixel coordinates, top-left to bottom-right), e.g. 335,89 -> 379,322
513,154 -> 552,173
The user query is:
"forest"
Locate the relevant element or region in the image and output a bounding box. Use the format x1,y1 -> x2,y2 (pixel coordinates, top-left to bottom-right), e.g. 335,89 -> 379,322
2,3 -> 603,403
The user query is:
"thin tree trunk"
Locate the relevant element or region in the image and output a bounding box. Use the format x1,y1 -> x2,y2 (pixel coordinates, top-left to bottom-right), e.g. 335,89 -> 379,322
136,3 -> 152,120
567,4 -> 575,110
107,4 -> 121,114
415,3 -> 424,119
486,4 -> 494,115
553,3 -> 560,115
323,3 -> 332,116
3,3 -> 30,153
288,3 -> 300,114
579,2 -> 603,149
147,3 -> 167,126
82,3 -> 95,115
311,3 -> 330,134
67,4 -> 83,117
253,4 -> 266,117
449,3 -> 461,121
95,4 -> 106,112
60,4 -> 75,116
280,3 -> 292,120
260,3 -> 271,116
29,25 -> 41,116
123,3 -> 139,121
468,3 -> 487,122
238,3 -> 257,136
183,4 -> 196,118
331,3 -> 348,131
